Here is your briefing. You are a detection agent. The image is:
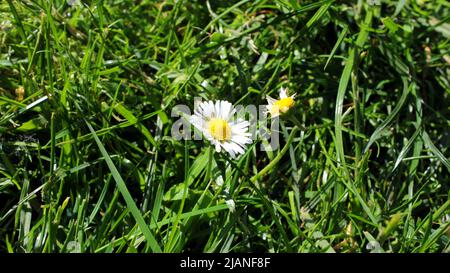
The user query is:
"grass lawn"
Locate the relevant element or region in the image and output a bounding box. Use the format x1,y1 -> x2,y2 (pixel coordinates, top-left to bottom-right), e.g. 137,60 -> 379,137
0,0 -> 449,253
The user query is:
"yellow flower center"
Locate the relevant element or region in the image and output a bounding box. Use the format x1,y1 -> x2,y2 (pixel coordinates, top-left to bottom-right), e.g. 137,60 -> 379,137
272,97 -> 295,115
208,118 -> 231,141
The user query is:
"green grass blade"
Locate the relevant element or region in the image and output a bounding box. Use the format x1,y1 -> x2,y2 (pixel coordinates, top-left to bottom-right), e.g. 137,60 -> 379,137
364,77 -> 410,154
86,121 -> 162,253
422,131 -> 450,171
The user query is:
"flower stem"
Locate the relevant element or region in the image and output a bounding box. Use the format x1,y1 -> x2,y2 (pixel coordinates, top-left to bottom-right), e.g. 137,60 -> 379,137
287,114 -> 307,131
250,125 -> 299,183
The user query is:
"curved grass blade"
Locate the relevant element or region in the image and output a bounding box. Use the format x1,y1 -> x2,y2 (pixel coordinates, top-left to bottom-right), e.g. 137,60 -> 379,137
113,103 -> 157,147
363,77 -> 410,154
335,9 -> 372,178
86,121 -> 162,253
422,131 -> 450,171
392,126 -> 422,172
324,25 -> 348,71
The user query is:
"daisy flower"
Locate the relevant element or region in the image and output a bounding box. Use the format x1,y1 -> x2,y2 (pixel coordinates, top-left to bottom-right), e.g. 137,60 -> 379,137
266,87 -> 296,117
190,100 -> 252,158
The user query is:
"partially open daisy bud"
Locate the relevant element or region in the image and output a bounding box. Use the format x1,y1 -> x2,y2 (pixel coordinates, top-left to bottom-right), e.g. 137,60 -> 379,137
190,100 -> 252,158
266,87 -> 296,118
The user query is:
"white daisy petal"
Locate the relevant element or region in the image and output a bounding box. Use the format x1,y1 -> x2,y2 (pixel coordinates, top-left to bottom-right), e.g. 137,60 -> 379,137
198,101 -> 210,119
266,96 -> 277,104
220,101 -> 231,119
189,115 -> 203,130
232,134 -> 252,145
232,128 -> 251,137
220,142 -> 235,158
206,101 -> 216,118
232,120 -> 249,129
230,142 -> 245,155
215,101 -> 221,118
279,88 -> 287,98
215,142 -> 221,152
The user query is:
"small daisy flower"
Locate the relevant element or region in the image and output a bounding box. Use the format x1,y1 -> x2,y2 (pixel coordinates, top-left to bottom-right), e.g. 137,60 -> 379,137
190,100 -> 252,158
266,88 -> 296,117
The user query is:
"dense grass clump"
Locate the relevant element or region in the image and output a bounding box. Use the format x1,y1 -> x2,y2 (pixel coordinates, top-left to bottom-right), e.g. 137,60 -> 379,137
0,0 -> 449,253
